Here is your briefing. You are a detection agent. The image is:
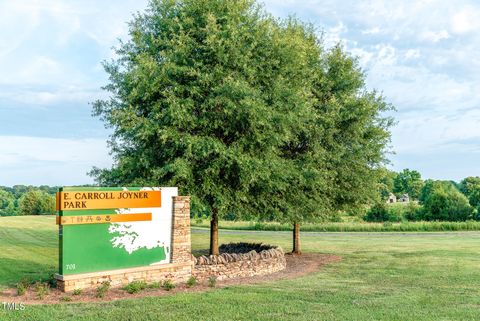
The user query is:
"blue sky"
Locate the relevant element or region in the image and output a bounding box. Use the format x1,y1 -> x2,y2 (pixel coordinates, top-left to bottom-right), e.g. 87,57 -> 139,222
1,0 -> 479,186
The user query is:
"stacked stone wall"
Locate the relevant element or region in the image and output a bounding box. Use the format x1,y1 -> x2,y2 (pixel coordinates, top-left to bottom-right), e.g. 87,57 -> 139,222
192,245 -> 286,281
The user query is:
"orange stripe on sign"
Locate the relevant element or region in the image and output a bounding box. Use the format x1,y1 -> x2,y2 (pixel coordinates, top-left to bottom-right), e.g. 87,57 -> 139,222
57,191 -> 161,211
57,213 -> 152,225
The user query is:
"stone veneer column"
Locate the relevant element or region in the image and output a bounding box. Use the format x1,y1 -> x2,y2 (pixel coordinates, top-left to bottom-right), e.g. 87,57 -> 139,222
171,196 -> 192,264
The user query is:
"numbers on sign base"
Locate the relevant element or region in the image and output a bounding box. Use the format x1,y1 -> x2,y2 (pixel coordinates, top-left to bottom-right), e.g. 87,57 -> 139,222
66,264 -> 76,270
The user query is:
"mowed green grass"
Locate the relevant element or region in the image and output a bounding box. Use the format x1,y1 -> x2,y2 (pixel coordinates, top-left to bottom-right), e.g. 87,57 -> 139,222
192,219 -> 480,232
0,216 -> 57,290
1,216 -> 480,321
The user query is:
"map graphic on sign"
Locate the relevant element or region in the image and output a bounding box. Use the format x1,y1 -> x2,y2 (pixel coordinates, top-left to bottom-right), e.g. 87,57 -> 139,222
57,187 -> 177,275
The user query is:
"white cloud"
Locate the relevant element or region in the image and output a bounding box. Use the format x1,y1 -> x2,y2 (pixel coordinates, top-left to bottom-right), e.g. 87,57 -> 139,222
0,136 -> 112,186
1,0 -> 480,183
404,49 -> 420,60
0,136 -> 111,165
362,27 -> 381,35
261,0 -> 480,180
0,85 -> 105,106
323,21 -> 348,47
0,0 -> 148,106
421,30 -> 450,42
451,8 -> 480,34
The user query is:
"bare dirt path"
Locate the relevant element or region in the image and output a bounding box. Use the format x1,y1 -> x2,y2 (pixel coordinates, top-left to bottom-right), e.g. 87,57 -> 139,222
0,253 -> 340,305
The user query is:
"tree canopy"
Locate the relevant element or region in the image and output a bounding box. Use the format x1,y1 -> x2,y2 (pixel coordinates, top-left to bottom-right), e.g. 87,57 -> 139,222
393,168 -> 424,200
18,189 -> 55,216
91,0 -> 394,254
459,176 -> 480,208
422,181 -> 473,221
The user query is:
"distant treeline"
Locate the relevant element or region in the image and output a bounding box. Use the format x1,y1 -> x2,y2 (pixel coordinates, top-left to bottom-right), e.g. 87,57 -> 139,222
2,171 -> 480,222
370,169 -> 480,222
0,185 -> 59,216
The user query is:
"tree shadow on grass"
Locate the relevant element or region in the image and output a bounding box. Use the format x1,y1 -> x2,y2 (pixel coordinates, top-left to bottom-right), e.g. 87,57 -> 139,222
0,258 -> 56,289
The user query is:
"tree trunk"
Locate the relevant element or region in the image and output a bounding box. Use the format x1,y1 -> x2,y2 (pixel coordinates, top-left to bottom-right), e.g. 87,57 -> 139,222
209,208 -> 219,255
292,222 -> 302,254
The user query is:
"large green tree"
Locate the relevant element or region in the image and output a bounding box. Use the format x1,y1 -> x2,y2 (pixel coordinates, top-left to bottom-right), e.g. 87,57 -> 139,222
91,0 -> 320,255
288,45 -> 394,252
91,0 -> 394,255
252,39 -> 394,253
393,168 -> 424,200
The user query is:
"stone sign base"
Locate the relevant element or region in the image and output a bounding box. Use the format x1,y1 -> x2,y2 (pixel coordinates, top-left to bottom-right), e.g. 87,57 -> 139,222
56,262 -> 192,292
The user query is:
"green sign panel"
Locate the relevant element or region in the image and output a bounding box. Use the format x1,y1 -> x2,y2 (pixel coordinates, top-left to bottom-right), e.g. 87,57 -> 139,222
57,187 -> 177,275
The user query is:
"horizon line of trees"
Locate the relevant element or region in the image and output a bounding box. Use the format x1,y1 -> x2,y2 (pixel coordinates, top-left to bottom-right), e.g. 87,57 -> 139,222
371,168 -> 480,222
0,185 -> 57,216
2,169 -> 479,222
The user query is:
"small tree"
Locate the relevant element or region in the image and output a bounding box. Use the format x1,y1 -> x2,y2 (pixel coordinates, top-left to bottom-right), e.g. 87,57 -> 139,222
422,182 -> 473,221
393,169 -> 424,200
0,190 -> 16,216
364,203 -> 390,222
459,176 -> 480,207
377,168 -> 397,201
18,190 -> 55,216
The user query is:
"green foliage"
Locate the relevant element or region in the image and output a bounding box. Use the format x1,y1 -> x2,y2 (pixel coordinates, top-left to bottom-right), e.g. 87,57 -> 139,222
310,46 -> 394,214
15,281 -> 27,296
0,190 -> 17,216
186,276 -> 197,288
162,279 -> 175,291
123,281 -> 148,294
34,282 -> 50,299
18,189 -> 55,215
364,203 -> 401,222
377,168 -> 397,201
421,182 -> 473,221
95,281 -> 111,298
72,288 -> 83,295
207,276 -> 217,288
393,169 -> 424,200
192,218 -> 480,232
402,202 -> 423,221
90,0 -> 393,239
419,180 -> 456,203
0,185 -> 59,216
146,281 -> 161,289
40,272 -> 58,289
459,176 -> 480,207
91,0 -> 305,220
60,296 -> 72,302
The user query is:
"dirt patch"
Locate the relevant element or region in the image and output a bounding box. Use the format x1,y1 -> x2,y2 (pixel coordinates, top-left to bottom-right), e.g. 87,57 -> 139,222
0,253 -> 340,305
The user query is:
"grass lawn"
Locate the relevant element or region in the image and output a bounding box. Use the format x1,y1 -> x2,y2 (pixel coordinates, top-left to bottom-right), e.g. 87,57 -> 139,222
191,219 -> 480,232
0,216 -> 57,290
1,216 -> 480,320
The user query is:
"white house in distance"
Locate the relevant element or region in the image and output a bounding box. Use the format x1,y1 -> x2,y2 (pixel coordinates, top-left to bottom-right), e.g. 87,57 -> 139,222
387,193 -> 397,203
387,193 -> 410,204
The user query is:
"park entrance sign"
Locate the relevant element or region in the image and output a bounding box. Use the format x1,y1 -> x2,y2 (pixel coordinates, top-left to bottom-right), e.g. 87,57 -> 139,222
55,187 -> 194,292
56,187 -> 176,275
